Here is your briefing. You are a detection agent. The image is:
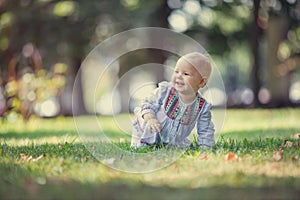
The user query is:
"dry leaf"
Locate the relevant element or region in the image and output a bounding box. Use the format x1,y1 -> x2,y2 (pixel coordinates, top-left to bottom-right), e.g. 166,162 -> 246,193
32,154 -> 46,162
292,156 -> 298,162
293,133 -> 300,139
279,146 -> 285,151
20,153 -> 27,161
20,153 -> 46,162
284,141 -> 293,147
224,152 -> 235,161
273,151 -> 283,161
27,155 -> 33,162
173,163 -> 178,170
200,154 -> 208,160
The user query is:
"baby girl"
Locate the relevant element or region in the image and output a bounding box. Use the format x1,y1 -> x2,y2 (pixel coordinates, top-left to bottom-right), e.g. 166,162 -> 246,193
131,52 -> 215,149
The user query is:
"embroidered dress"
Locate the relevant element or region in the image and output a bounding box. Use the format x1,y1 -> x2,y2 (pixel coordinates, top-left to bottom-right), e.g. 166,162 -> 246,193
131,81 -> 215,149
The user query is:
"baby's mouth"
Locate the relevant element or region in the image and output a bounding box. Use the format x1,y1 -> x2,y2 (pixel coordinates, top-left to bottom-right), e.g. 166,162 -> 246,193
175,81 -> 185,87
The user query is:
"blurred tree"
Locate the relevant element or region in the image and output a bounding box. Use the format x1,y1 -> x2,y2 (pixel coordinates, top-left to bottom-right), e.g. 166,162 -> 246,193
0,0 -> 173,114
170,0 -> 254,107
1,0 -> 299,114
168,0 -> 300,107
0,0 -> 126,115
262,0 -> 300,107
250,0 -> 262,107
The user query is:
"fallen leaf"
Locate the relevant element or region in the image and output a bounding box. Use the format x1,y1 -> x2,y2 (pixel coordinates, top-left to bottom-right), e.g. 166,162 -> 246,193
293,133 -> 300,139
279,146 -> 285,151
273,151 -> 283,161
200,154 -> 208,160
32,154 -> 46,162
20,153 -> 27,161
284,140 -> 293,147
85,156 -> 89,161
224,152 -> 235,161
27,155 -> 33,162
292,156 -> 298,162
173,163 -> 178,170
20,153 -> 46,162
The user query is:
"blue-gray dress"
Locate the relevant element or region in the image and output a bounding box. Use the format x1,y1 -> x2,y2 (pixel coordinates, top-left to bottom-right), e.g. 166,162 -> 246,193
131,81 -> 215,149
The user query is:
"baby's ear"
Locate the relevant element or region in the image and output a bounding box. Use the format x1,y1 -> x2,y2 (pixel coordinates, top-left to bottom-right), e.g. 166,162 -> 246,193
199,77 -> 208,88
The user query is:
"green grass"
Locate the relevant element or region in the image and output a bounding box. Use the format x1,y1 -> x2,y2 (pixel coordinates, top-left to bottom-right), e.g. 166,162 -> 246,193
1,109 -> 300,199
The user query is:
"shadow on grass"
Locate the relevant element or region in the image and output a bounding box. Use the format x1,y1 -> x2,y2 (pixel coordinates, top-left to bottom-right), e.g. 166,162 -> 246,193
0,165 -> 299,200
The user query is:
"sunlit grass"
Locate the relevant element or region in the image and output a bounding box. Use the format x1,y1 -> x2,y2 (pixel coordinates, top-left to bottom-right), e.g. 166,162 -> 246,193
0,109 -> 300,199
222,109 -> 300,132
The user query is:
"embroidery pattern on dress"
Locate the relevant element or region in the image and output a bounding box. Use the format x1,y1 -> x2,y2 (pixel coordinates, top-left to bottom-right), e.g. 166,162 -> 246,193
165,87 -> 180,119
164,87 -> 206,125
180,97 -> 205,125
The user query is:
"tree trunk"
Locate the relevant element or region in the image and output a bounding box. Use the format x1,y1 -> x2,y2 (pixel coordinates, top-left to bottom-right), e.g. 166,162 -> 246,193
266,16 -> 291,107
250,0 -> 262,107
68,58 -> 87,116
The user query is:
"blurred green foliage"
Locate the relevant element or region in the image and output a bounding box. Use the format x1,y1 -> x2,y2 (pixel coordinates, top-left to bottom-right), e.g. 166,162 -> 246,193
0,0 -> 299,117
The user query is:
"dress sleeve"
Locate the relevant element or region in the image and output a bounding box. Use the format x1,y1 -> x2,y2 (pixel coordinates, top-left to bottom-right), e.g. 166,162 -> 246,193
196,102 -> 215,149
140,81 -> 169,117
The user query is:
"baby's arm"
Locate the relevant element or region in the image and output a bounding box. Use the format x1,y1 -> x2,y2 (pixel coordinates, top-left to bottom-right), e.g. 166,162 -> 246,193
196,103 -> 215,149
139,82 -> 170,133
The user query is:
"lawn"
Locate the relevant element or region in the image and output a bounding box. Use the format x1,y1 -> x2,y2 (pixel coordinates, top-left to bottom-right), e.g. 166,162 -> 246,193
0,109 -> 300,199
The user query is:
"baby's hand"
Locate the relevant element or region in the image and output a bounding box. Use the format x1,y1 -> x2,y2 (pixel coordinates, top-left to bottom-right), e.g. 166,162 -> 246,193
146,118 -> 162,133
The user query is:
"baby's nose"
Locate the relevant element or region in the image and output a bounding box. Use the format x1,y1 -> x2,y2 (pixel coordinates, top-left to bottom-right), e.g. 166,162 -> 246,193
177,73 -> 183,78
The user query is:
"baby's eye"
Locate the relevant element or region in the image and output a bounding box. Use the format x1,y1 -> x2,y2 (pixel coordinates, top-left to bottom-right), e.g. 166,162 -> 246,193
174,70 -> 179,74
184,72 -> 190,76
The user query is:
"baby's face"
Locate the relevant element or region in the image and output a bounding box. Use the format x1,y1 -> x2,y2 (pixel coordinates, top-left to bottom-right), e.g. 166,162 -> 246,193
172,59 -> 203,95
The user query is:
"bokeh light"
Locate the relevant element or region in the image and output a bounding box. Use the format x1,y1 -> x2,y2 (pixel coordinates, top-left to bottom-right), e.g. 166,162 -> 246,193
168,10 -> 191,32
258,87 -> 271,104
34,97 -> 60,118
289,81 -> 300,103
